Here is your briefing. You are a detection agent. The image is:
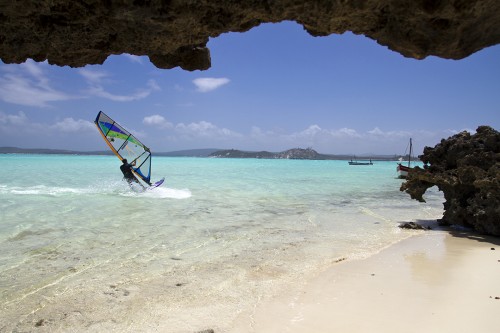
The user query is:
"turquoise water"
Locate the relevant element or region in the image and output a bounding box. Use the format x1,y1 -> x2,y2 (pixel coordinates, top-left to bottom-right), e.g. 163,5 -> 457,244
0,154 -> 443,332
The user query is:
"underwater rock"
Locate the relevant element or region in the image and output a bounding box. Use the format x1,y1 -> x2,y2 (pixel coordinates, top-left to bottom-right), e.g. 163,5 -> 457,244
401,126 -> 500,236
1,1 -> 500,70
399,222 -> 430,230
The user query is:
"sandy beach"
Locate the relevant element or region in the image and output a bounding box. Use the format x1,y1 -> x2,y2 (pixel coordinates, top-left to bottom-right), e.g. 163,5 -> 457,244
231,228 -> 500,333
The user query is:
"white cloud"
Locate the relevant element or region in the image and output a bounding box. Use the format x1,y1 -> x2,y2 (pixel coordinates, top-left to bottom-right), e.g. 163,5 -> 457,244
250,126 -> 267,138
368,127 -> 384,136
333,127 -> 361,138
0,60 -> 161,107
143,114 -> 173,129
367,127 -> 411,138
79,69 -> 161,102
245,124 -> 447,153
86,80 -> 160,102
284,126 -> 362,143
51,118 -> 95,132
0,112 -> 45,137
193,77 -> 230,92
78,68 -> 109,84
143,117 -> 240,140
175,121 -> 241,139
0,110 -> 28,125
122,54 -> 145,64
143,116 -> 242,143
21,61 -> 48,85
0,111 -> 94,140
86,86 -> 151,102
300,124 -> 322,136
147,79 -> 161,91
0,60 -> 76,107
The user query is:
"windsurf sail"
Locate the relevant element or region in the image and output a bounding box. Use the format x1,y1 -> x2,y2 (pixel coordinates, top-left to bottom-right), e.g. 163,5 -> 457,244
94,111 -> 152,184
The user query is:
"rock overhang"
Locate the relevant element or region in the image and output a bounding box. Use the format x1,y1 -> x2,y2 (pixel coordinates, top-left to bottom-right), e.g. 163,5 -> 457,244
1,0 -> 500,70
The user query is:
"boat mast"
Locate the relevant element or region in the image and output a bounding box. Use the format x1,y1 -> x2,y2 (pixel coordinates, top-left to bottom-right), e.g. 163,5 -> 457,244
408,138 -> 412,168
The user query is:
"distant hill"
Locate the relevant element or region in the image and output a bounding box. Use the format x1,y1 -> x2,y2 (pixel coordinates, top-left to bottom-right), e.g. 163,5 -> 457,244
209,149 -> 276,159
275,148 -> 332,159
210,148 -> 335,160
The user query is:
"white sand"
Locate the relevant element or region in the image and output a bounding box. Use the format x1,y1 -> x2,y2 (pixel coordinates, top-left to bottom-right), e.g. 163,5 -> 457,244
231,230 -> 500,333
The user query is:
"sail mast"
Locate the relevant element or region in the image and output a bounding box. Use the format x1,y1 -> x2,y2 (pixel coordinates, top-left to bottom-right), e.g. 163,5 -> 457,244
408,138 -> 412,168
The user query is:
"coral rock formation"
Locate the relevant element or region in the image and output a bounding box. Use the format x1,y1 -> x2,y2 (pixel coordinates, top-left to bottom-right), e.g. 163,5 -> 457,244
401,126 -> 500,236
1,1 -> 500,70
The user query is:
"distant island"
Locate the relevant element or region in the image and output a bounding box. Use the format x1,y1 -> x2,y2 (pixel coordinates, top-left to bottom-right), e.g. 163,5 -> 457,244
209,148 -> 402,161
0,146 -> 411,161
210,148 -> 331,159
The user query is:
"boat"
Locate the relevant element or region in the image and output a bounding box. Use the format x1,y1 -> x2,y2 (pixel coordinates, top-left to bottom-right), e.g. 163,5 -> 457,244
348,156 -> 373,165
397,138 -> 413,178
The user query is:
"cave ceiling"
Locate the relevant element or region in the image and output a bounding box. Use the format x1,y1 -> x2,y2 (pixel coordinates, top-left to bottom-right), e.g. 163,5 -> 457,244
1,1 -> 499,71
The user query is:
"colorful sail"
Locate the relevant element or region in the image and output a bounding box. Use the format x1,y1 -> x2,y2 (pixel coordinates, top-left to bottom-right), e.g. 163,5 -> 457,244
94,111 -> 152,184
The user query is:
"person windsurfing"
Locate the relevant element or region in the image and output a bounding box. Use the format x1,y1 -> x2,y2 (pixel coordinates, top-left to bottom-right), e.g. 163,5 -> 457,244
120,159 -> 145,189
95,112 -> 164,190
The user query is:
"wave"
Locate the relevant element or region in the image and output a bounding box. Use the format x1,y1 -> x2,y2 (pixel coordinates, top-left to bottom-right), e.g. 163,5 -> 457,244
2,185 -> 89,196
121,186 -> 192,199
0,183 -> 191,200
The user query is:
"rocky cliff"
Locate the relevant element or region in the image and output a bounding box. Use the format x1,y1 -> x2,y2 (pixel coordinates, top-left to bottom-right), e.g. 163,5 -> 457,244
1,1 -> 500,70
401,126 -> 500,236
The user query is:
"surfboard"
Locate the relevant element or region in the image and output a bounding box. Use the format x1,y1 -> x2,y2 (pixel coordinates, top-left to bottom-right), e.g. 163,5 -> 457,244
148,178 -> 165,190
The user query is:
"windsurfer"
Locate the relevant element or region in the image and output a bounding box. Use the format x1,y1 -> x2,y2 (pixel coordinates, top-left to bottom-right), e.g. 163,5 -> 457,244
120,159 -> 144,188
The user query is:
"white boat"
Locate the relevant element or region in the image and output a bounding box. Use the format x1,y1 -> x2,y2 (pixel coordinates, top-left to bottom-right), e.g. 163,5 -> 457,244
397,138 -> 413,178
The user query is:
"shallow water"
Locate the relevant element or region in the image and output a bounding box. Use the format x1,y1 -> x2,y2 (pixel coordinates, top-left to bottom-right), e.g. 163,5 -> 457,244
0,154 -> 443,332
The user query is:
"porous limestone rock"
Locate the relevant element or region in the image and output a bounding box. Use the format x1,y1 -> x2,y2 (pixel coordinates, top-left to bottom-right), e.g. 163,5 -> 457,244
401,126 -> 500,236
1,1 -> 500,70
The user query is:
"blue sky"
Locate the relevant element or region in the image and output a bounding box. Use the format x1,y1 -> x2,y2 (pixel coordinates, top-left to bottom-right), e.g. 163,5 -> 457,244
0,21 -> 499,155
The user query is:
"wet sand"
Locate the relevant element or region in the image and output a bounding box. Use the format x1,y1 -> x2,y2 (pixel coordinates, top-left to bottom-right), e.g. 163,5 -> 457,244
231,229 -> 500,333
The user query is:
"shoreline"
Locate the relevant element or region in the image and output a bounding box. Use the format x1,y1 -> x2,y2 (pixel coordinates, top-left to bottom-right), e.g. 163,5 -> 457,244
0,147 -> 409,161
230,228 -> 500,333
